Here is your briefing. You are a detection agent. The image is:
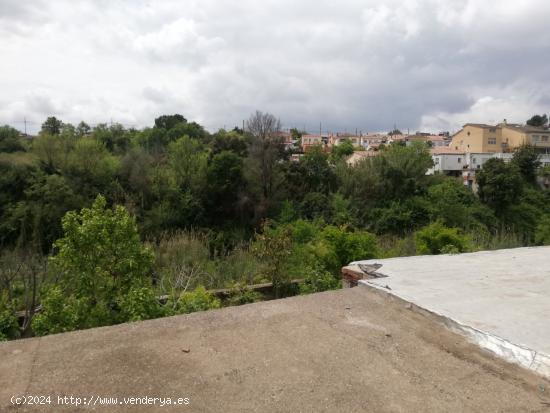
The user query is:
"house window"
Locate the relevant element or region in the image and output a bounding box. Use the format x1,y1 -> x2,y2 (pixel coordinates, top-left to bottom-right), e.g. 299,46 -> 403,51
489,128 -> 496,133
467,131 -> 471,136
532,135 -> 540,142
542,136 -> 549,142
457,157 -> 461,163
472,158 -> 476,164
488,138 -> 496,145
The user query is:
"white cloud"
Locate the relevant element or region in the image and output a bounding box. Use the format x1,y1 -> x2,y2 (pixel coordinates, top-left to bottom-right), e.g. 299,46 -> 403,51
0,0 -> 549,134
420,81 -> 550,132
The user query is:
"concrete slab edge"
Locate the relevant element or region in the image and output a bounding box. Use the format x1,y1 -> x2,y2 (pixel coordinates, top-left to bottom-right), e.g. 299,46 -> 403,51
357,279 -> 550,379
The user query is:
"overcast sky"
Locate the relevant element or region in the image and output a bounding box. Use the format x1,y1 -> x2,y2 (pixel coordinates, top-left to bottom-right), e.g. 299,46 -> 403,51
1,0 -> 549,135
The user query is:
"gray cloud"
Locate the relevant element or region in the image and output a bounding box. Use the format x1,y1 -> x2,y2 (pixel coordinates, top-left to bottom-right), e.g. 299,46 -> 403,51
1,0 -> 549,134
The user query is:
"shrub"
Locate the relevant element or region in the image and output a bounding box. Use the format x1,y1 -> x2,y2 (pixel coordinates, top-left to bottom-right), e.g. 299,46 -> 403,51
32,286 -> 83,336
119,286 -> 164,322
176,286 -> 221,314
535,215 -> 550,245
0,292 -> 18,340
415,222 -> 470,255
155,231 -> 215,292
251,223 -> 293,297
226,285 -> 262,306
321,226 -> 378,270
300,192 -> 331,220
36,195 -> 156,334
299,267 -> 340,294
288,219 -> 321,244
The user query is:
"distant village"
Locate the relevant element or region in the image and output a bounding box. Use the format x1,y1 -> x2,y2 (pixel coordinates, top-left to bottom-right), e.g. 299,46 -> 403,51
281,119 -> 550,189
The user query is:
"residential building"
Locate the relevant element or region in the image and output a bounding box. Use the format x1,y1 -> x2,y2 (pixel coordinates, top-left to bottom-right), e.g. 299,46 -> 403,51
301,133 -> 329,152
450,121 -> 550,153
428,147 -> 550,188
330,133 -> 362,147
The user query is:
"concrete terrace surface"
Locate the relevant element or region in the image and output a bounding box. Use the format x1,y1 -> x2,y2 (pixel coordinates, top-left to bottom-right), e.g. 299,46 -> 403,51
353,246 -> 550,377
1,288 -> 549,412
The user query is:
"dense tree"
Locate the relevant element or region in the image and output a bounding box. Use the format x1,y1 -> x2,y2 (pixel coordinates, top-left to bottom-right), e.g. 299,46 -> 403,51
168,136 -> 207,192
65,138 -> 119,197
300,145 -> 336,194
120,148 -> 154,209
75,121 -> 91,137
32,196 -> 156,334
425,179 -> 495,231
511,145 -> 541,185
526,114 -> 548,128
290,128 -> 303,141
340,142 -> 432,208
154,114 -> 187,130
1,173 -> 81,251
477,158 -> 523,214
31,133 -> 73,173
330,139 -> 354,161
0,126 -> 24,152
245,111 -> 285,220
2,111 -> 550,339
206,151 -> 245,223
209,129 -> 249,158
40,117 -> 63,135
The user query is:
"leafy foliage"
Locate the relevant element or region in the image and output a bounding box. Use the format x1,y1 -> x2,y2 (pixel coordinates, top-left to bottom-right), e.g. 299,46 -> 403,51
535,215 -> 550,245
251,223 -> 293,297
299,266 -> 340,294
477,158 -> 523,214
526,114 -> 548,128
33,196 -> 155,334
415,222 -> 470,255
0,292 -> 19,340
2,112 -> 550,339
174,286 -> 221,314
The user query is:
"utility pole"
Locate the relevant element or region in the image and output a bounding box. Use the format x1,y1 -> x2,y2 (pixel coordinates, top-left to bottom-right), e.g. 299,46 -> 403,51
24,117 -> 27,136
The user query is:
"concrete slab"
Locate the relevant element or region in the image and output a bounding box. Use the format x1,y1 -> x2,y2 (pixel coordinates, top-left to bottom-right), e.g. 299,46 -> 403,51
353,246 -> 550,377
1,287 -> 549,412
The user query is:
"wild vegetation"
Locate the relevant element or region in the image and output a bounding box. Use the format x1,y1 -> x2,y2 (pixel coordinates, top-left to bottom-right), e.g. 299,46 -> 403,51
1,112 -> 549,339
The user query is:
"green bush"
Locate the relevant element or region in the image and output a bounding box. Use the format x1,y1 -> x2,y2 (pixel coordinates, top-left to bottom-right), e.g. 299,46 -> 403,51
226,285 -> 262,306
415,222 -> 470,255
32,286 -> 83,336
251,224 -> 293,297
288,219 -> 321,244
35,195 -> 156,335
535,215 -> 550,245
175,286 -> 221,314
321,226 -> 378,270
0,292 -> 19,340
119,286 -> 164,322
299,267 -> 340,294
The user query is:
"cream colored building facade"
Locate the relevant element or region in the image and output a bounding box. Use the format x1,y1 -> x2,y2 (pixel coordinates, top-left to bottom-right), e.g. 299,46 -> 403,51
450,122 -> 550,153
